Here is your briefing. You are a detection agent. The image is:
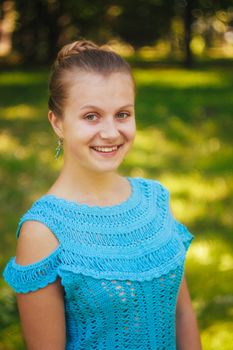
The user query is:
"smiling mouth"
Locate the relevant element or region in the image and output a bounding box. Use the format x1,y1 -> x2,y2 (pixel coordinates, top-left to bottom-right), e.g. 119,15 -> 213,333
90,144 -> 123,153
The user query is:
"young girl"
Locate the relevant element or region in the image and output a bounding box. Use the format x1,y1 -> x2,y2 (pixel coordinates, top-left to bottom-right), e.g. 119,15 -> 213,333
3,40 -> 202,350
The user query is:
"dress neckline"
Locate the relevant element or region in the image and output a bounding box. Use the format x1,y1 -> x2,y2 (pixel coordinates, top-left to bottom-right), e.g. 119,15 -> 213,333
40,176 -> 140,214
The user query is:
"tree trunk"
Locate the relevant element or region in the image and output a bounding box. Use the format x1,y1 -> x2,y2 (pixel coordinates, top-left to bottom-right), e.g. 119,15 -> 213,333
45,1 -> 64,64
184,0 -> 193,68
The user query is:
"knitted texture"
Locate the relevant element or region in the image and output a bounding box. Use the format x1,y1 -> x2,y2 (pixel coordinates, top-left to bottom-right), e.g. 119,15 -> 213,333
3,177 -> 193,350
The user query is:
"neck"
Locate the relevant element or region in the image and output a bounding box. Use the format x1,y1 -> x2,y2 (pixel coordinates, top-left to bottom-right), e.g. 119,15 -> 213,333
49,159 -> 124,200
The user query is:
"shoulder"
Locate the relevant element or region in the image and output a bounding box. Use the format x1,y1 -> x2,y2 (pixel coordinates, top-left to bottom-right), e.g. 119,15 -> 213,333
15,220 -> 60,266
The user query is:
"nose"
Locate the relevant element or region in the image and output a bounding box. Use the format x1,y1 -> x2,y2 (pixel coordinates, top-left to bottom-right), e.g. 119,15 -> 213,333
99,117 -> 120,140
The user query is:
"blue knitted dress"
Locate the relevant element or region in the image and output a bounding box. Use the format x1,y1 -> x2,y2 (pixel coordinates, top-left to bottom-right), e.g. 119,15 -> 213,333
3,177 -> 193,350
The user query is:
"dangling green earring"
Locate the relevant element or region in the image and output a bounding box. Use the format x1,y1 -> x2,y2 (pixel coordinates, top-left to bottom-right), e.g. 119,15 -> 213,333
55,138 -> 63,159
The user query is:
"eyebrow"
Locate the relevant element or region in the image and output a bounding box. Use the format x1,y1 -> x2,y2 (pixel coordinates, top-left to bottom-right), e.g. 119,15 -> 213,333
79,104 -> 134,111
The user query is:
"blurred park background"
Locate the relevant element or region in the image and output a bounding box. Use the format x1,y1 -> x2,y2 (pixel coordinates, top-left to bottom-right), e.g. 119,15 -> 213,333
0,0 -> 233,349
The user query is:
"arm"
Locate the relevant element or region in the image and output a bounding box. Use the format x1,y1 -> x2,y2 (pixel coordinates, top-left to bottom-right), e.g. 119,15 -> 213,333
15,221 -> 66,350
176,276 -> 202,350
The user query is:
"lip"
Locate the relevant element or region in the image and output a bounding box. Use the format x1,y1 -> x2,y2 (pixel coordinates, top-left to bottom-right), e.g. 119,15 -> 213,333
91,144 -> 123,148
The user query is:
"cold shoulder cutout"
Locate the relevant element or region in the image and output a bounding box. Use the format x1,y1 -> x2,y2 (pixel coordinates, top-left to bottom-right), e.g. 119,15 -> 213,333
3,214 -> 63,294
2,177 -> 194,349
15,220 -> 60,265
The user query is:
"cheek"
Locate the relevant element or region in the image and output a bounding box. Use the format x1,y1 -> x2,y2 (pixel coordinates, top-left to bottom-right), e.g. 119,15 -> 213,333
124,120 -> 136,141
66,122 -> 98,143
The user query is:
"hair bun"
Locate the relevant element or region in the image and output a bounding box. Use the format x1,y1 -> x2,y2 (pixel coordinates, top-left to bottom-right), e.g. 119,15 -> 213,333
57,40 -> 99,62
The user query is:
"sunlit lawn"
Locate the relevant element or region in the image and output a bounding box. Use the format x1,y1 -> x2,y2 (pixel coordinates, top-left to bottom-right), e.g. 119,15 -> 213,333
0,66 -> 232,350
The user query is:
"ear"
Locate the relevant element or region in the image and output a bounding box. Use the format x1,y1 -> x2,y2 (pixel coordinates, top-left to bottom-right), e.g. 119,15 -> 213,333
48,110 -> 64,139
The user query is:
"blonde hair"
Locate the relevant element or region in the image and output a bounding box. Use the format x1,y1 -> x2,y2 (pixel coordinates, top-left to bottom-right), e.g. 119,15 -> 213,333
48,40 -> 134,117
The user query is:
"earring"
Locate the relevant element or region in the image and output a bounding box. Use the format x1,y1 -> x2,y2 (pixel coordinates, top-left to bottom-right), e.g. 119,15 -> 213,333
55,138 -> 63,159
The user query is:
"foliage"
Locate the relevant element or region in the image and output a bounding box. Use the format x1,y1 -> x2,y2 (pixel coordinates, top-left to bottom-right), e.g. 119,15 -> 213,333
1,0 -> 233,65
110,0 -> 175,49
0,65 -> 232,349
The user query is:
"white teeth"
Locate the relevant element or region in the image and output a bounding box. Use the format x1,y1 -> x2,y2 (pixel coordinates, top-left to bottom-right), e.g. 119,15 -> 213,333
92,145 -> 118,153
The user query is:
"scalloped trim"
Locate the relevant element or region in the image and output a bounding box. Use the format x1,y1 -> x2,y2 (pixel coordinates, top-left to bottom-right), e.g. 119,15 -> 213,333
6,273 -> 60,294
56,240 -> 187,281
39,176 -> 140,213
58,260 -> 186,282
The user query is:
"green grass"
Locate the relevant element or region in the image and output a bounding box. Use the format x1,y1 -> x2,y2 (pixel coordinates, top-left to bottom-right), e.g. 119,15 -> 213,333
0,67 -> 232,350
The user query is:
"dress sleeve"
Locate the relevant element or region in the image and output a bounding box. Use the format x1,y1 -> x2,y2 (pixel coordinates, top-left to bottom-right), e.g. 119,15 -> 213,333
173,218 -> 194,252
157,179 -> 194,252
2,245 -> 62,294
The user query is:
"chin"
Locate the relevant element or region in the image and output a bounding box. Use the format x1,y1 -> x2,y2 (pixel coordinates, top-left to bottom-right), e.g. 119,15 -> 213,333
90,163 -> 121,174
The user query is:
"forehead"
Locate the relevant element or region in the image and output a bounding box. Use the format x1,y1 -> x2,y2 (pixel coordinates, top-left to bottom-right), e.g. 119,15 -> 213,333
65,71 -> 135,109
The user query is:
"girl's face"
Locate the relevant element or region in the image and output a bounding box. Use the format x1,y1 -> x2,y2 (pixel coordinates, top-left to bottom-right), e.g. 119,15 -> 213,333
51,71 -> 136,174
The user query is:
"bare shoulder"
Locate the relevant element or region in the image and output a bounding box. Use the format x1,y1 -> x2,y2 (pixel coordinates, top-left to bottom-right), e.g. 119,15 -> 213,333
16,220 -> 60,266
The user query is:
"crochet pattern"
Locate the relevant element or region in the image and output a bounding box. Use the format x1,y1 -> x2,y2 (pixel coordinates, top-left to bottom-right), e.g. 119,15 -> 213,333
3,177 -> 193,350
